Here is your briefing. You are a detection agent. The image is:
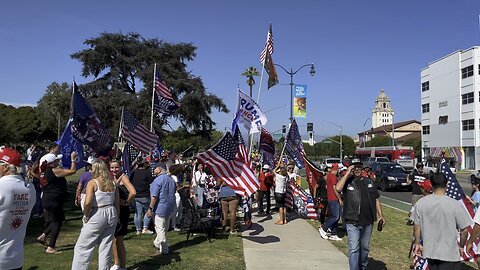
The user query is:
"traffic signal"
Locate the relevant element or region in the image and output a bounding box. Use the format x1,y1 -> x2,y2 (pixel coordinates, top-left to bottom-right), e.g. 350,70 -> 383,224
282,125 -> 287,133
307,122 -> 313,132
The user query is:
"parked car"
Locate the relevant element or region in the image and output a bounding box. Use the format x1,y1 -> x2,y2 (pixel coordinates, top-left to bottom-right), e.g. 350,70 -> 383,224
363,157 -> 390,168
320,158 -> 344,171
370,162 -> 409,191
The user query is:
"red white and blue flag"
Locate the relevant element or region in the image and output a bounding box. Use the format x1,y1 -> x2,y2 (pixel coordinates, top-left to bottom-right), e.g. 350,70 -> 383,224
121,109 -> 158,154
153,70 -> 179,116
285,179 -> 317,219
285,119 -> 305,168
414,162 -> 478,269
259,128 -> 275,169
71,83 -> 113,156
196,132 -> 258,197
259,23 -> 278,89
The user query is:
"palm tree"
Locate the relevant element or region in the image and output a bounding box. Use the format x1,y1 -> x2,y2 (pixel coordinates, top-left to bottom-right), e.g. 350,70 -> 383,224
241,67 -> 260,97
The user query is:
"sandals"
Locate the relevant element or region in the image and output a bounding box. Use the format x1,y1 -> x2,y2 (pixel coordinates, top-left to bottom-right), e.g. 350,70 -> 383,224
45,247 -> 62,254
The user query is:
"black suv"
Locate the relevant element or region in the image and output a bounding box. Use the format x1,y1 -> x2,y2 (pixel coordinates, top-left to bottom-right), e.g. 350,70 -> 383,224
370,162 -> 409,191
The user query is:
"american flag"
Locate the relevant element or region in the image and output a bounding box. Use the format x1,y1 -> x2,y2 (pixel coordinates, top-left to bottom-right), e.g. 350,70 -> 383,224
120,109 -> 158,153
153,70 -> 179,116
285,179 -> 317,219
259,127 -> 275,169
233,125 -> 251,169
441,162 -> 478,261
155,70 -> 173,100
196,132 -> 259,197
121,142 -> 140,176
413,254 -> 428,270
285,119 -> 305,168
260,23 -> 274,65
71,83 -> 113,156
414,162 -> 478,269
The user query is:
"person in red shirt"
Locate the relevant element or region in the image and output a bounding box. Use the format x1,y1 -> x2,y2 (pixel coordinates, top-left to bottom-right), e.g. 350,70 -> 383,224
318,163 -> 343,241
257,165 -> 274,215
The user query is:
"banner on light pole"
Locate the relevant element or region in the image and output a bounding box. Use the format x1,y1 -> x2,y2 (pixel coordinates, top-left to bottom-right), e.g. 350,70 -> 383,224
294,84 -> 307,118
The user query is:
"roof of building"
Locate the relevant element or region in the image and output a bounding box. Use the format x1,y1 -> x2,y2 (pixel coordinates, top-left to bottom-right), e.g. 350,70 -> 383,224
358,119 -> 421,135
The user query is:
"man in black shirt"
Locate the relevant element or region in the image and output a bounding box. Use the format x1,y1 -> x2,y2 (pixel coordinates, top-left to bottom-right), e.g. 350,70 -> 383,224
336,159 -> 385,270
406,162 -> 427,225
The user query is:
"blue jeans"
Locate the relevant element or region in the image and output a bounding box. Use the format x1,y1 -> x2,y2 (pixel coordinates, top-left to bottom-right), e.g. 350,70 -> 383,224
134,197 -> 151,231
322,200 -> 340,235
345,223 -> 373,270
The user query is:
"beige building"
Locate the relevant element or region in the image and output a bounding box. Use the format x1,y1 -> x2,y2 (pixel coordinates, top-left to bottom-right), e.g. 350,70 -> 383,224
372,89 -> 394,129
359,120 -> 421,148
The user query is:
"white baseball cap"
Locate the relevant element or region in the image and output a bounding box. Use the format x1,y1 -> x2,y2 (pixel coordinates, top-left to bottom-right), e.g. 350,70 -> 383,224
40,153 -> 63,165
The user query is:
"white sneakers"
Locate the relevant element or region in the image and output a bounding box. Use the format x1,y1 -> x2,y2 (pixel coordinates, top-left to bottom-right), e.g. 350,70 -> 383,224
328,235 -> 342,241
318,227 -> 329,239
318,227 -> 342,241
142,229 -> 154,234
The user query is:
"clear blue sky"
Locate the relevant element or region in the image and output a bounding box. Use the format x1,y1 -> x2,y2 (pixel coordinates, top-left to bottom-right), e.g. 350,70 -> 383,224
2,1 -> 480,138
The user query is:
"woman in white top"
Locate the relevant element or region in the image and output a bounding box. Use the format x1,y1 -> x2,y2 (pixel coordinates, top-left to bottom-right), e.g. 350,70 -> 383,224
273,166 -> 288,225
71,160 -> 119,270
194,163 -> 207,208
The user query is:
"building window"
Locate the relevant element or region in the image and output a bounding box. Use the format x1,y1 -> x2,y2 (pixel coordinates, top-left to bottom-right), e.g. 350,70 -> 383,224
421,81 -> 429,92
462,65 -> 474,79
422,125 -> 430,135
438,115 -> 448,125
422,103 -> 430,113
462,92 -> 474,104
462,119 -> 474,130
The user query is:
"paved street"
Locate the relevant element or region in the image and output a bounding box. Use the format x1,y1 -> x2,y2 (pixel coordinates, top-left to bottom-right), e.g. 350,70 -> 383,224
379,173 -> 474,212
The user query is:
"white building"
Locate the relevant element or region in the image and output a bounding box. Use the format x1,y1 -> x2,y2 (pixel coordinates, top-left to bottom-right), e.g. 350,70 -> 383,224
421,46 -> 480,170
372,89 -> 394,129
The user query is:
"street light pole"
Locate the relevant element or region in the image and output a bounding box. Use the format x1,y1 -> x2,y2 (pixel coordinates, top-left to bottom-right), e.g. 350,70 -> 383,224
325,121 -> 343,161
363,117 -> 371,148
274,63 -> 315,123
391,112 -> 395,148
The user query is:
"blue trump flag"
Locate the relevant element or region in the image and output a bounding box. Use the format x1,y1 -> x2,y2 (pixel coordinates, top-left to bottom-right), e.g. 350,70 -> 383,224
285,119 -> 305,168
71,83 -> 113,156
58,118 -> 86,170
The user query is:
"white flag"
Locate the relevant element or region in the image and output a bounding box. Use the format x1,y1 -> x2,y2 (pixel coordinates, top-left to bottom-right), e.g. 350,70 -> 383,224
236,89 -> 267,133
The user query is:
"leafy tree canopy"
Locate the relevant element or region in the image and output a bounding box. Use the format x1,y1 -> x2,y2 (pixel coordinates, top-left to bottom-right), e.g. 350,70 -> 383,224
71,32 -> 229,133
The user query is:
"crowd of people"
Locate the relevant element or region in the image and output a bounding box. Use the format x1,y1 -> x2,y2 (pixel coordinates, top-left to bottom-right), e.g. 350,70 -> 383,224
4,142 -> 480,270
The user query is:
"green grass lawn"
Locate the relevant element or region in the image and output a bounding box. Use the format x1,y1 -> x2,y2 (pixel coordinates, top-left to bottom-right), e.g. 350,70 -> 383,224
308,205 -> 478,270
23,173 -> 245,270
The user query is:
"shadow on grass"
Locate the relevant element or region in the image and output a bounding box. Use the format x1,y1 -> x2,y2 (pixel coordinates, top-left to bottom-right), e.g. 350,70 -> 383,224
169,235 -> 209,251
367,257 -> 387,269
129,251 -> 182,270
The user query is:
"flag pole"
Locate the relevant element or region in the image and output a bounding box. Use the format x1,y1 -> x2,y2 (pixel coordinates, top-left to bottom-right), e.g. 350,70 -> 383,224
119,107 -> 124,142
70,79 -> 75,118
150,63 -> 157,132
256,25 -> 269,104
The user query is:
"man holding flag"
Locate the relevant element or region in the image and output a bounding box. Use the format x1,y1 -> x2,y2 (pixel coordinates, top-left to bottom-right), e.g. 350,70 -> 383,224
413,172 -> 472,270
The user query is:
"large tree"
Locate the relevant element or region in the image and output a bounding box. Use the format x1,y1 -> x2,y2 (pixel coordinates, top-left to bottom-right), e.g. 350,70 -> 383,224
36,82 -> 72,140
71,32 -> 228,134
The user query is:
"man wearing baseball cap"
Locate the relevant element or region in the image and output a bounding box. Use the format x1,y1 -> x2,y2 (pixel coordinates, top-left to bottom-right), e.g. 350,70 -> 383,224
0,148 -> 36,270
336,158 -> 385,270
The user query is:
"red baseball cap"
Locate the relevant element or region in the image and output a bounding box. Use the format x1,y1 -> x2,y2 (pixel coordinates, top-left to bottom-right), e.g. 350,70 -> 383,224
331,163 -> 339,170
0,148 -> 22,166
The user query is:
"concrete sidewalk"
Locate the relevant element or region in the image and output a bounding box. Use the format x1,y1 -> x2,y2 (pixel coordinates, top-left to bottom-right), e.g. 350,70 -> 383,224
242,211 -> 349,270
